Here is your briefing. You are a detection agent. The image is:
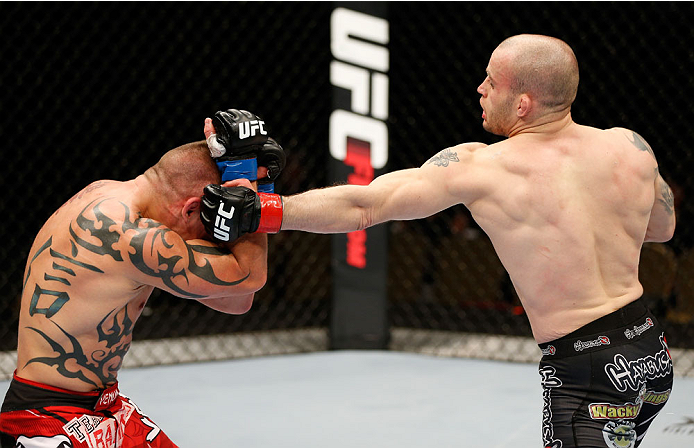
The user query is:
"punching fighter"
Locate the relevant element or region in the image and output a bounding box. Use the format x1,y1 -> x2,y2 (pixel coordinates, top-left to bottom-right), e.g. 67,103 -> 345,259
0,110 -> 284,447
204,35 -> 676,448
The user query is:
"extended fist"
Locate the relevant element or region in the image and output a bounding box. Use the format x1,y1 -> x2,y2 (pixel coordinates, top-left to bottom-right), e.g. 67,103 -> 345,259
201,184 -> 261,242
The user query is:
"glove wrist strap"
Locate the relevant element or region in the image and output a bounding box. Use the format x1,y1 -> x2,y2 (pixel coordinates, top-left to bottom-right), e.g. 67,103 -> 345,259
257,193 -> 283,233
217,158 -> 258,182
257,182 -> 275,193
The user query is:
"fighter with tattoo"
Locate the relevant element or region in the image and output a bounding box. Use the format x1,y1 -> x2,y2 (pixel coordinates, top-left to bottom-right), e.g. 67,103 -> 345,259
210,36 -> 676,447
1,110 -> 285,447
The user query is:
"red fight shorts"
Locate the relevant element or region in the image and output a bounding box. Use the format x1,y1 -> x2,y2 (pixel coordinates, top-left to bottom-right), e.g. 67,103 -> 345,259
0,374 -> 177,448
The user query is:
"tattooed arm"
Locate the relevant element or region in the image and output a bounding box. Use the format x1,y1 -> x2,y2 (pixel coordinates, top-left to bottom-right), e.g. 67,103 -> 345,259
115,201 -> 266,301
193,233 -> 267,313
645,170 -> 676,243
280,142 -> 488,233
619,129 -> 677,243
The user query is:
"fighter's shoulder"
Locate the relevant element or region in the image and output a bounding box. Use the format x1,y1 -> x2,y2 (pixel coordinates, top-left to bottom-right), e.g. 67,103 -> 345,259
64,180 -> 121,207
449,141 -> 489,153
607,127 -> 657,160
423,142 -> 488,168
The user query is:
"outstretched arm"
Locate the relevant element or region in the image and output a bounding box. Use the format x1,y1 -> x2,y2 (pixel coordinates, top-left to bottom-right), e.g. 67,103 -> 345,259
281,143 -> 488,233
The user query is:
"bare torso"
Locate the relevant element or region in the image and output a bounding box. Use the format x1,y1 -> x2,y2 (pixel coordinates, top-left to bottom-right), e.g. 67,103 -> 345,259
16,180 -> 154,391
460,123 -> 657,342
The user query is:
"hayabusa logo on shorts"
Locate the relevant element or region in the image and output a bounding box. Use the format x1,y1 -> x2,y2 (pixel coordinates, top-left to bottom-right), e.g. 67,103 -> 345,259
604,333 -> 672,392
541,345 -> 556,356
574,336 -> 610,352
624,317 -> 654,340
539,366 -> 563,448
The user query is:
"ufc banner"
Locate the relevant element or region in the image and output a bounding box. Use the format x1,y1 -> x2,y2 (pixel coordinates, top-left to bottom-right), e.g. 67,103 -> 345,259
329,2 -> 390,349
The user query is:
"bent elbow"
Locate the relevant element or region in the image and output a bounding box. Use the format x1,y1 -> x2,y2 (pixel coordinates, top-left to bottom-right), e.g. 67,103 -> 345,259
251,270 -> 268,293
232,295 -> 254,314
645,221 -> 676,243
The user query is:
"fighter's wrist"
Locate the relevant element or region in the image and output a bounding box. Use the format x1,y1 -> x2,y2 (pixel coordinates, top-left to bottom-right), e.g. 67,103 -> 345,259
216,158 -> 258,182
257,193 -> 283,233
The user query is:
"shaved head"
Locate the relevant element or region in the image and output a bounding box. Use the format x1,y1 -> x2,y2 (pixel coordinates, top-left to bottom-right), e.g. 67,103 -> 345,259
495,34 -> 579,110
146,141 -> 220,204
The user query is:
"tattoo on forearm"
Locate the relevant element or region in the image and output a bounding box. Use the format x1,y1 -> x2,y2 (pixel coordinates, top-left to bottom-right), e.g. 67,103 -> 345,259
426,148 -> 460,167
627,131 -> 655,159
659,181 -> 675,215
25,306 -> 135,388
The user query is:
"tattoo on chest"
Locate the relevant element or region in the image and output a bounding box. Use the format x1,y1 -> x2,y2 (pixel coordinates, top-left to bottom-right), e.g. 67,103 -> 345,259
426,148 -> 460,167
24,197 -> 246,387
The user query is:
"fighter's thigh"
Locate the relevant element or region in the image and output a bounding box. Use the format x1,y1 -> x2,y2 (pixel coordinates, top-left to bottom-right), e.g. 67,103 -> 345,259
538,358 -> 592,448
118,395 -> 178,448
540,356 -> 637,448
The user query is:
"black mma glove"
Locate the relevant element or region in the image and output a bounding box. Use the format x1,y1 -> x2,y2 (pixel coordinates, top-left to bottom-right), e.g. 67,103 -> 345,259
211,109 -> 267,183
201,184 -> 261,242
201,184 -> 284,243
212,109 -> 268,159
256,137 -> 286,193
209,109 -> 286,190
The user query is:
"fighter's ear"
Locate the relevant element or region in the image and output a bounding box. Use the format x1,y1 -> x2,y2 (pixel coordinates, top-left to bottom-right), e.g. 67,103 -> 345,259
517,94 -> 532,118
182,196 -> 202,219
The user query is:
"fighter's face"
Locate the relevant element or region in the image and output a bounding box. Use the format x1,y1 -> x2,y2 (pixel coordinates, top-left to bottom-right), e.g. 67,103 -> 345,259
477,50 -> 517,137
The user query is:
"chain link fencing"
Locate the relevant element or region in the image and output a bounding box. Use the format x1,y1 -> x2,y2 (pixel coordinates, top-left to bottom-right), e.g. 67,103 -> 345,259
1,2 -> 693,378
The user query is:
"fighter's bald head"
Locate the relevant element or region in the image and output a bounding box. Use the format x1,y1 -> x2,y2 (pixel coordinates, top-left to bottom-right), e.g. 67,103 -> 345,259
494,34 -> 579,111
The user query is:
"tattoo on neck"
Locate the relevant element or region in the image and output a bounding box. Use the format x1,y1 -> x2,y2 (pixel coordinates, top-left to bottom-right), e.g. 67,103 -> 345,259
426,148 -> 460,167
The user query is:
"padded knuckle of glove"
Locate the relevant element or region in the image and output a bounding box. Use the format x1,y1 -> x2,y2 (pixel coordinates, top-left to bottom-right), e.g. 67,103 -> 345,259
212,108 -> 268,159
201,184 -> 261,242
257,137 -> 287,182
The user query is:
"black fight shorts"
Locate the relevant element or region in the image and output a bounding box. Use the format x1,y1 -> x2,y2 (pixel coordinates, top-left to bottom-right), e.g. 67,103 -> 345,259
538,298 -> 673,448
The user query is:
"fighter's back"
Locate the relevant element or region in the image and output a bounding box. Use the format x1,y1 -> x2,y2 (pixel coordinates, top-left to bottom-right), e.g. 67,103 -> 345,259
466,122 -> 658,342
16,179 -> 151,392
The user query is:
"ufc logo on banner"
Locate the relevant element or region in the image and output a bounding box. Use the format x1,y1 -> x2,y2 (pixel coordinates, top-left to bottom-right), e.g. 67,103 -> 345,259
238,120 -> 267,139
214,202 -> 235,241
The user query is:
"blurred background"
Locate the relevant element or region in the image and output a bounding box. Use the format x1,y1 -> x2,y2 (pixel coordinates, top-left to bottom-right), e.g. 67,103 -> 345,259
1,2 -> 693,377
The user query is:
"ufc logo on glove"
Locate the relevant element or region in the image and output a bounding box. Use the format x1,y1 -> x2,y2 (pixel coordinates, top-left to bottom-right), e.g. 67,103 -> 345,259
214,203 -> 236,241
238,120 -> 267,140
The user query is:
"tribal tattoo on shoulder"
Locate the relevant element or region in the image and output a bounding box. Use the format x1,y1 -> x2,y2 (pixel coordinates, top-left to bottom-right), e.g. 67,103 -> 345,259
24,197 -> 246,387
426,148 -> 460,167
